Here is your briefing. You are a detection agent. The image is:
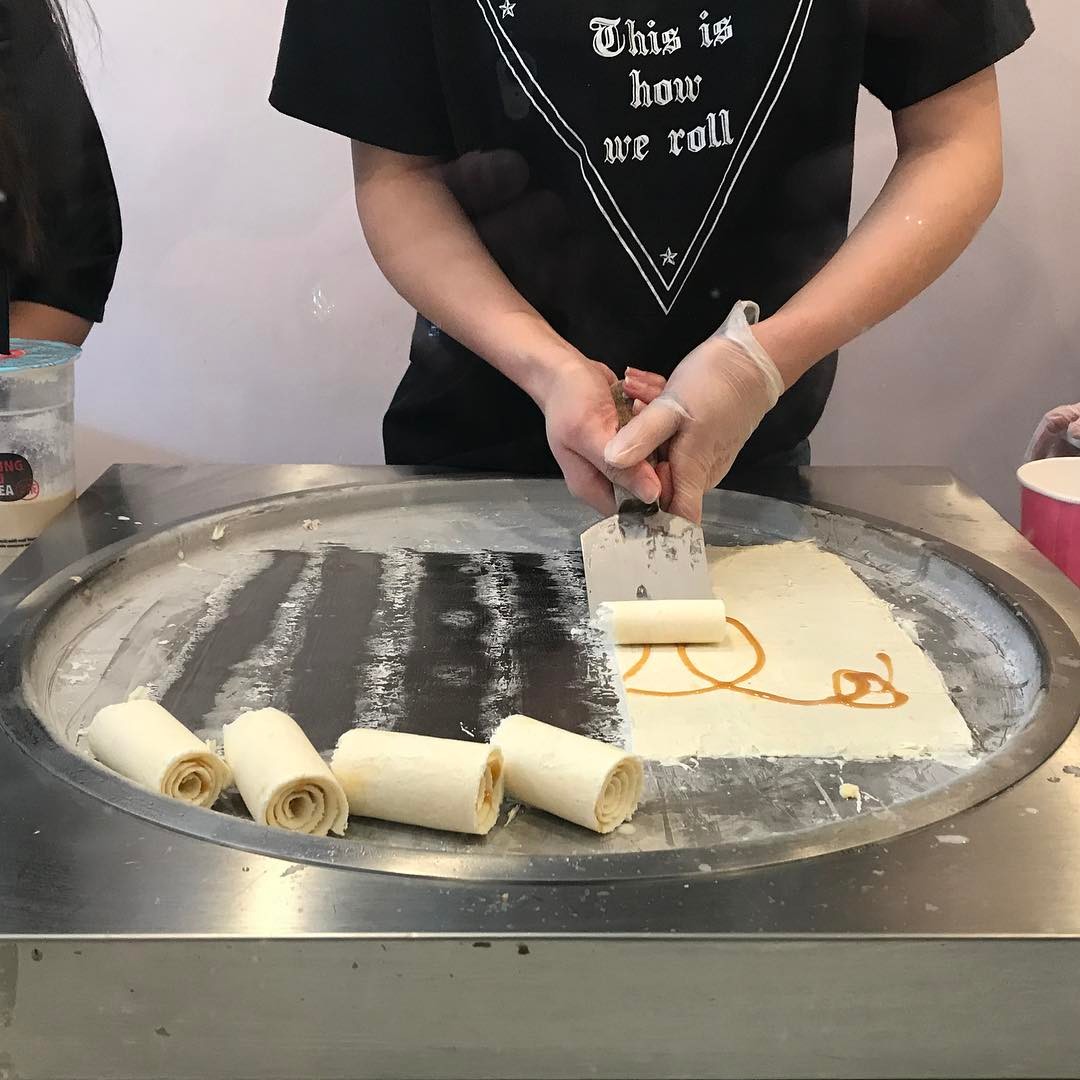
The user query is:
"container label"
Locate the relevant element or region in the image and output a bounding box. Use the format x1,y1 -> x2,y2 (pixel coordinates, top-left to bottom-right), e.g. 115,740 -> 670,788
0,454 -> 35,502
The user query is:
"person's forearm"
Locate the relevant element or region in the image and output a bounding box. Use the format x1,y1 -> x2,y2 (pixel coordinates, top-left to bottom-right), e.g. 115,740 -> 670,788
8,302 -> 92,347
352,142 -> 579,403
754,68 -> 1005,386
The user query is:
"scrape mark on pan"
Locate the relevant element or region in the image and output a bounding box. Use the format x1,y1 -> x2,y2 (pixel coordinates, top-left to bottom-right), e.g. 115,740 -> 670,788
355,548 -> 423,731
351,550 -> 621,744
512,552 -> 626,744
196,548 -> 327,730
288,546 -> 381,751
473,551 -> 523,737
396,552 -> 494,741
160,551 -> 309,728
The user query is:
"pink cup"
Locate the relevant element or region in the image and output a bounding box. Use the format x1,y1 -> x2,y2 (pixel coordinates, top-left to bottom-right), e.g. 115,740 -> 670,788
1018,458 -> 1080,587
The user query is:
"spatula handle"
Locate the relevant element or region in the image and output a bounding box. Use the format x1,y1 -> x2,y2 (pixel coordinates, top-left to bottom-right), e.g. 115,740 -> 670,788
610,382 -> 661,514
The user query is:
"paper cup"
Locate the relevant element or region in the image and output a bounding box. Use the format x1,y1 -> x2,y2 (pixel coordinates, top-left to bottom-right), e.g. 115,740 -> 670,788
1018,458 -> 1080,586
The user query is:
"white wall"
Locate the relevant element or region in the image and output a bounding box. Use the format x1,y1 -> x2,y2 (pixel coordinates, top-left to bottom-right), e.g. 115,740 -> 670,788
73,0 -> 1077,521
72,0 -> 411,478
816,0 -> 1080,522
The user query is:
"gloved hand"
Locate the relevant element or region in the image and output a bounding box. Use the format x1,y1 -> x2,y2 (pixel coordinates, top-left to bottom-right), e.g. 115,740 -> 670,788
603,302 -> 785,523
1025,404 -> 1080,461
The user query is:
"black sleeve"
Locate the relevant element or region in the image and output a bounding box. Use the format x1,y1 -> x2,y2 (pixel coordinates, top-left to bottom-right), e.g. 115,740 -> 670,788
270,0 -> 454,157
7,2 -> 121,324
863,0 -> 1034,111
11,101 -> 122,325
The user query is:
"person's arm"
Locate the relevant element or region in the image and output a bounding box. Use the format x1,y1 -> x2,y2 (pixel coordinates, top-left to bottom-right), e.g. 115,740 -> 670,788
752,68 -> 1005,383
1026,405 -> 1080,461
2,0 -> 121,348
351,140 -> 660,511
612,67 -> 1008,522
8,301 -> 92,346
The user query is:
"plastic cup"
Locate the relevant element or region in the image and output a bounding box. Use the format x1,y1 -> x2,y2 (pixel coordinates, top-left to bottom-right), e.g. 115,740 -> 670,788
1018,458 -> 1080,587
0,339 -> 78,574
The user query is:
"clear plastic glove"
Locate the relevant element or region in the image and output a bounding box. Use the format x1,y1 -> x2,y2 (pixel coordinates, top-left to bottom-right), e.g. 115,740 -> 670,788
603,301 -> 784,523
1025,404 -> 1080,462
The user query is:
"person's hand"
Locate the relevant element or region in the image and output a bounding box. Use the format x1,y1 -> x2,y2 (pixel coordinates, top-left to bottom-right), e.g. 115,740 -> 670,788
603,302 -> 784,523
533,354 -> 663,516
1025,404 -> 1080,462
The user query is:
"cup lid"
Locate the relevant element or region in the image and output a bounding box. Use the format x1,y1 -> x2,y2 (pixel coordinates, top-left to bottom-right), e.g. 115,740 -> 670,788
1017,457 -> 1080,506
0,339 -> 81,371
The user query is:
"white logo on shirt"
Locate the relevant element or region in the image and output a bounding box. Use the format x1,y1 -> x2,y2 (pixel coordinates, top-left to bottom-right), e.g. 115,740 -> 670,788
475,1 -> 816,314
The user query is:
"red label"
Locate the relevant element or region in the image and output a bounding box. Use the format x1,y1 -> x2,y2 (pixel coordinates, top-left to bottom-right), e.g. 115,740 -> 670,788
0,455 -> 35,501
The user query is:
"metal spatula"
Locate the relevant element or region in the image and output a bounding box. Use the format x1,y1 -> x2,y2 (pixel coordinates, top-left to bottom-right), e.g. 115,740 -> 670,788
581,384 -> 712,616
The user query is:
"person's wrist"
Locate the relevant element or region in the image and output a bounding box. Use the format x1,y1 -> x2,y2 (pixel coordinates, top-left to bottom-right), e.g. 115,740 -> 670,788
749,315 -> 818,391
513,337 -> 591,408
483,311 -> 585,407
524,348 -> 592,408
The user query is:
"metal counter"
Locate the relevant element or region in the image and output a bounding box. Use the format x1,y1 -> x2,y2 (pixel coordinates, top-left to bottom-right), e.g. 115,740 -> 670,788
2,465 -> 1080,1080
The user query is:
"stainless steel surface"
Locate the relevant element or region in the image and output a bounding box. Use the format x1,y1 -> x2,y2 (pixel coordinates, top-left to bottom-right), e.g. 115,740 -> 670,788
2,465 -> 1080,1080
3,475 -> 1076,883
5,938 -> 1080,1080
581,505 -> 712,614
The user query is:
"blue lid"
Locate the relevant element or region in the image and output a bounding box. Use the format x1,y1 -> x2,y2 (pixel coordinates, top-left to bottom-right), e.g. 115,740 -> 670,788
0,338 -> 81,371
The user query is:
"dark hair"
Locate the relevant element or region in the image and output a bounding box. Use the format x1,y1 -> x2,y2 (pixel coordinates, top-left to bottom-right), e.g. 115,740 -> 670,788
45,0 -> 90,76
0,1 -> 89,270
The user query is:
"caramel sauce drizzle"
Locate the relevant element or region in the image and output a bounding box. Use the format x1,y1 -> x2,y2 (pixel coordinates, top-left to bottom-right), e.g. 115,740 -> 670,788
624,617 -> 910,710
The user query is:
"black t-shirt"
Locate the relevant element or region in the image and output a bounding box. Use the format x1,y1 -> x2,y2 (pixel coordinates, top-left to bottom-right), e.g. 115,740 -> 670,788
271,0 -> 1032,474
3,0 -> 122,325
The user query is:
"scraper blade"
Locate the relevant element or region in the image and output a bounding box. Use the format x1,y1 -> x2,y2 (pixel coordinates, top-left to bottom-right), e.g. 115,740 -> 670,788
580,382 -> 712,616
581,504 -> 712,617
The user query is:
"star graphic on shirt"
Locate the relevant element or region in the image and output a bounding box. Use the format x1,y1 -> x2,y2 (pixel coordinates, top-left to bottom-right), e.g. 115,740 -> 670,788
661,248 -> 678,266
500,0 -> 516,16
